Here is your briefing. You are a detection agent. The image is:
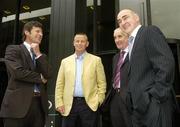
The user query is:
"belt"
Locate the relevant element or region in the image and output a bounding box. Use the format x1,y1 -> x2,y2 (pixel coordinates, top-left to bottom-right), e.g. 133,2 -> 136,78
33,92 -> 41,97
73,97 -> 84,101
114,88 -> 121,93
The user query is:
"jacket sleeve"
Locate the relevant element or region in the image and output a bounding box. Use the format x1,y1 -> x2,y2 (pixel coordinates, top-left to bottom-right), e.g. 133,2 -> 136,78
55,60 -> 65,109
96,57 -> 107,105
145,26 -> 175,102
5,45 -> 44,84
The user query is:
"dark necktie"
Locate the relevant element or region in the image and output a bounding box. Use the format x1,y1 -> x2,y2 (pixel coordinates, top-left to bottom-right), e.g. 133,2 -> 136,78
114,51 -> 125,89
31,49 -> 40,93
31,50 -> 36,65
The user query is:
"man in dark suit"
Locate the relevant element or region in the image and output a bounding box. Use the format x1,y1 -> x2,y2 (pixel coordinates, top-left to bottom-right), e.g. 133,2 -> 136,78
117,9 -> 177,127
0,21 -> 51,127
110,28 -> 132,127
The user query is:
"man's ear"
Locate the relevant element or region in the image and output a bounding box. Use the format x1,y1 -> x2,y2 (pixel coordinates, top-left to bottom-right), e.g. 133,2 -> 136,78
86,41 -> 89,47
135,14 -> 140,22
24,30 -> 29,36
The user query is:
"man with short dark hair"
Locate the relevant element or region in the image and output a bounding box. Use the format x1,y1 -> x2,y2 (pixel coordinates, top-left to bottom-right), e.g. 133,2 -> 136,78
0,21 -> 51,127
55,33 -> 106,127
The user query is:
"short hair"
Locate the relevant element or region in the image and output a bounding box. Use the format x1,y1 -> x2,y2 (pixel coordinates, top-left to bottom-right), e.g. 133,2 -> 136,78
22,21 -> 43,41
114,28 -> 129,37
74,33 -> 88,41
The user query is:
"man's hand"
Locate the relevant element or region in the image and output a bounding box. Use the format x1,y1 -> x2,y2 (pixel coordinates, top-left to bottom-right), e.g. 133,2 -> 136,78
56,105 -> 65,114
31,43 -> 42,57
41,74 -> 47,84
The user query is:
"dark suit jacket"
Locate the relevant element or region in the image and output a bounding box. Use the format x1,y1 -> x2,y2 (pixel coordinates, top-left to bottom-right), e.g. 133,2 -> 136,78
110,51 -> 132,127
127,25 -> 177,127
100,52 -> 129,113
112,52 -> 129,102
0,44 -> 51,118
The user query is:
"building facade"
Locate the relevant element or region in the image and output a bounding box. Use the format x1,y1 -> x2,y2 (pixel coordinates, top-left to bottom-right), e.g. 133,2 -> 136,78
0,0 -> 180,126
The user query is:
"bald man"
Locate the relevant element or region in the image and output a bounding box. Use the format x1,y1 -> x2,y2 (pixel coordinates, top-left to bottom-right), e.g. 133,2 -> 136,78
117,9 -> 177,127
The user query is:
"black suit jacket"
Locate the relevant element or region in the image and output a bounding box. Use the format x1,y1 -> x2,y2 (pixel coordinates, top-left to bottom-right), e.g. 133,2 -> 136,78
127,25 -> 177,127
100,51 -> 129,113
112,52 -> 129,102
0,44 -> 51,118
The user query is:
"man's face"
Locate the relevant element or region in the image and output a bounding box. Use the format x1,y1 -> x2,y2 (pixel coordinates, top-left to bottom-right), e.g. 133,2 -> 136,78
25,26 -> 43,44
117,9 -> 140,35
114,29 -> 128,50
73,35 -> 89,54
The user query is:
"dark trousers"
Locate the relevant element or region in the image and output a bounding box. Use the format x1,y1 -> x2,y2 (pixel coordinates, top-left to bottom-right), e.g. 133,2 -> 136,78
110,92 -> 132,127
62,97 -> 98,127
3,97 -> 45,127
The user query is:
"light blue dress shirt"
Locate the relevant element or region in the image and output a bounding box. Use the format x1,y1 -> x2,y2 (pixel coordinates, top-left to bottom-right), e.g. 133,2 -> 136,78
73,53 -> 85,97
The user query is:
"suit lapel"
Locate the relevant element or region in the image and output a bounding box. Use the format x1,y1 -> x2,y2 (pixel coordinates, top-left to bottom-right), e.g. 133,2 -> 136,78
128,26 -> 144,75
112,53 -> 119,80
121,53 -> 129,68
71,54 -> 76,81
20,44 -> 34,70
113,52 -> 129,78
130,26 -> 144,61
82,52 -> 89,76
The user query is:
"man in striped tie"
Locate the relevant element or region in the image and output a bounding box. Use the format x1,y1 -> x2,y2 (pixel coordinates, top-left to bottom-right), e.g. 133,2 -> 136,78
110,28 -> 132,127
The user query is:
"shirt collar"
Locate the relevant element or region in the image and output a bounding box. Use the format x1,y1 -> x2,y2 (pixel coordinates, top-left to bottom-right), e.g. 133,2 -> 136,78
123,46 -> 129,53
75,51 -> 86,60
23,41 -> 31,53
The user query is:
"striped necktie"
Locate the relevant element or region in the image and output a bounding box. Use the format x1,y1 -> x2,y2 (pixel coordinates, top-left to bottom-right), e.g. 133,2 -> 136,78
114,51 -> 125,88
